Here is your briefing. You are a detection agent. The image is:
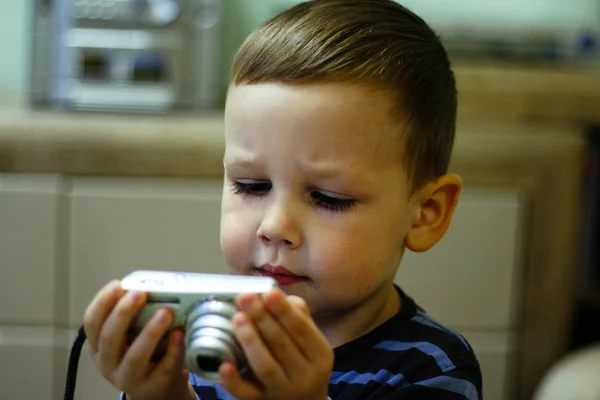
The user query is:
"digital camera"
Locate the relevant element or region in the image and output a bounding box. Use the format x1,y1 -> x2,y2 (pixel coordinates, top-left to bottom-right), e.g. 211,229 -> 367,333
121,270 -> 279,383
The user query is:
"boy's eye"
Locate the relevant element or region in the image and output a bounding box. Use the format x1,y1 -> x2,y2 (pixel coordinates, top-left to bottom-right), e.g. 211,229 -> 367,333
231,181 -> 356,212
312,191 -> 356,212
231,180 -> 271,196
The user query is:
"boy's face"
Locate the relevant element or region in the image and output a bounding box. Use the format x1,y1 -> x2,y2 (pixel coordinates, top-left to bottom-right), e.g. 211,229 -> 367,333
220,82 -> 419,321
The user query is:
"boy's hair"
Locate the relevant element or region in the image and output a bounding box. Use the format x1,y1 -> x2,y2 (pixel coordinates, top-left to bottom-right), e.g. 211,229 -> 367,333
230,0 -> 457,190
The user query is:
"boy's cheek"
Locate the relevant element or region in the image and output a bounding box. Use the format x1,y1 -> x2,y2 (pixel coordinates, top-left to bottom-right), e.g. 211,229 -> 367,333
315,239 -> 372,273
221,214 -> 255,269
317,244 -> 387,287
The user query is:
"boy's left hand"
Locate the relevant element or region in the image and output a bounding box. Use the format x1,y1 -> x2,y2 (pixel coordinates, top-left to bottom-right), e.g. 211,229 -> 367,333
219,288 -> 333,400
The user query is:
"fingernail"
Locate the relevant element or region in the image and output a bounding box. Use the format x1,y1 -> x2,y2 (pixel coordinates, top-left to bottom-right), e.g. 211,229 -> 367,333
129,291 -> 139,303
267,289 -> 284,302
154,309 -> 168,323
238,294 -> 256,310
234,313 -> 248,328
111,282 -> 123,296
170,330 -> 183,346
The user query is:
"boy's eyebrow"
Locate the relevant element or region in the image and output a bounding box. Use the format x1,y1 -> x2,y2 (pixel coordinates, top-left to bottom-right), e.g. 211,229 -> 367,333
224,154 -> 355,176
223,154 -> 261,168
224,154 -> 376,187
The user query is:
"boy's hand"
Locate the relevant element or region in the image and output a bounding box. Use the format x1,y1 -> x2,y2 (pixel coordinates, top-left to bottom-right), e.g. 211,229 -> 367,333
220,289 -> 333,400
83,280 -> 194,400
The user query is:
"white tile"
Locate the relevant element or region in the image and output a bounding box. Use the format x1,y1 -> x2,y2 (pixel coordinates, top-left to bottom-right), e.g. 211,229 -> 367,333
0,326 -> 119,400
459,329 -> 518,400
68,178 -> 226,328
397,186 -> 527,329
0,176 -> 65,325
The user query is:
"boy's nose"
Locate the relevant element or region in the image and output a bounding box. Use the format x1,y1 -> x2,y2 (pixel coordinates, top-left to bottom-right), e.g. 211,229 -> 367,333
256,201 -> 302,249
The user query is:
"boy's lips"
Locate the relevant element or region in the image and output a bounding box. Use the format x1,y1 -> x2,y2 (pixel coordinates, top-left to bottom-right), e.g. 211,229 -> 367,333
256,264 -> 309,286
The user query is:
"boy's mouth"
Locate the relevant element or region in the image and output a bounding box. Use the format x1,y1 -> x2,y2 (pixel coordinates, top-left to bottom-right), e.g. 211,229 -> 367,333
255,264 -> 309,286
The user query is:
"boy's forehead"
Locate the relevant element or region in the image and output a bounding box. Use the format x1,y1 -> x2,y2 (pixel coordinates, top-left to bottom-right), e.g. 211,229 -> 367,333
224,82 -> 406,160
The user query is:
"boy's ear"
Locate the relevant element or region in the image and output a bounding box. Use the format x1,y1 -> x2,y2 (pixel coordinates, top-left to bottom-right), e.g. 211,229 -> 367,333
405,173 -> 463,253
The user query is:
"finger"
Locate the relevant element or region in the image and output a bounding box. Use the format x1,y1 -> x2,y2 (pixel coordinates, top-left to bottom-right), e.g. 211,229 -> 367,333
118,330 -> 187,399
237,294 -> 308,378
263,289 -> 331,363
147,329 -> 186,388
220,361 -> 264,400
116,307 -> 175,385
232,311 -> 287,387
83,280 -> 125,353
180,368 -> 190,383
286,295 -> 311,315
97,291 -> 147,373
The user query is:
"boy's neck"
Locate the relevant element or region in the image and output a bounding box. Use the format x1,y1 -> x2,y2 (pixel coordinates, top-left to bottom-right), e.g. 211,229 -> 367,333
316,284 -> 401,348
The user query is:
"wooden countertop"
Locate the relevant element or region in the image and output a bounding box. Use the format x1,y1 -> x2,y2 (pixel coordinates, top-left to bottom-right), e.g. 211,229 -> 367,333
0,110 -> 226,177
454,62 -> 600,123
0,63 -> 598,177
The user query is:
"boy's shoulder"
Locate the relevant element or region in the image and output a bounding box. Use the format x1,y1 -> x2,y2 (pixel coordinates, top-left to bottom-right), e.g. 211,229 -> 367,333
329,286 -> 483,399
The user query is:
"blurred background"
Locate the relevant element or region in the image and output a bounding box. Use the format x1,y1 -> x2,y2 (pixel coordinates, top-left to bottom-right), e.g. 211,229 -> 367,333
0,1 -> 599,400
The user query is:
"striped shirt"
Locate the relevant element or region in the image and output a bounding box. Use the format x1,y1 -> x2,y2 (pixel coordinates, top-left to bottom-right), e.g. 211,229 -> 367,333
326,286 -> 482,399
122,286 -> 482,399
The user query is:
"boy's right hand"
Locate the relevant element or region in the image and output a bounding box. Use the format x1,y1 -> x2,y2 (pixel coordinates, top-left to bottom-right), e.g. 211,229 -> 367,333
83,280 -> 195,400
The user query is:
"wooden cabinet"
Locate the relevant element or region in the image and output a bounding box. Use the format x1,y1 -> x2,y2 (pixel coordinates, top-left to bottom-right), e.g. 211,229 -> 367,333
0,122 -> 585,400
399,186 -> 527,400
449,123 -> 584,400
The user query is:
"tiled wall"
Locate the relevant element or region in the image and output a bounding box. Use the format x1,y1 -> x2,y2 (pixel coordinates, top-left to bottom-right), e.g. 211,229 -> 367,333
0,175 -> 226,400
0,173 -> 527,400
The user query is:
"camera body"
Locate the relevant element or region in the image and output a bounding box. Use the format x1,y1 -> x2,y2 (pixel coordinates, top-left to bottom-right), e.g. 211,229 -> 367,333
121,270 -> 278,383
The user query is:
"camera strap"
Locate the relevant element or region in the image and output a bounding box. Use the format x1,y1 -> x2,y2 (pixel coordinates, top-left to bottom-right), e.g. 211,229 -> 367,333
63,325 -> 87,400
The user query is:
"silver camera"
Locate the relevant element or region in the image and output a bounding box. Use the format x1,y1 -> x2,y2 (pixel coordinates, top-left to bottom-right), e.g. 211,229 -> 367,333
121,270 -> 278,383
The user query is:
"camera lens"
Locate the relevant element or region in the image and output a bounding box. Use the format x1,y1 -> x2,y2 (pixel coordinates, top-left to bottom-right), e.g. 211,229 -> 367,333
197,355 -> 221,372
184,300 -> 246,383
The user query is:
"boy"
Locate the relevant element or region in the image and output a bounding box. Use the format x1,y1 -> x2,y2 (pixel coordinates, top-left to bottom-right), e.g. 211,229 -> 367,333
83,0 -> 483,399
